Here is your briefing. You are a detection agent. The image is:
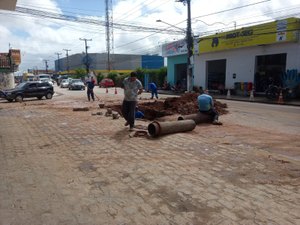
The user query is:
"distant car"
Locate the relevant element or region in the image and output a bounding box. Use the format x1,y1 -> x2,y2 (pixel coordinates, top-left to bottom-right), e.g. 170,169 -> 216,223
0,81 -> 54,102
99,78 -> 114,88
60,79 -> 70,88
69,79 -> 85,90
40,78 -> 54,86
57,75 -> 70,86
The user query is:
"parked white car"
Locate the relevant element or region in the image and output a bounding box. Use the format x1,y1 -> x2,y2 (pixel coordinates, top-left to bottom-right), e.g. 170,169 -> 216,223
60,79 -> 70,88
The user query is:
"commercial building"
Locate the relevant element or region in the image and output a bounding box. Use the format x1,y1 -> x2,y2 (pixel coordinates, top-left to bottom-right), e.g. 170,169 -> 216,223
55,53 -> 164,73
163,17 -> 300,94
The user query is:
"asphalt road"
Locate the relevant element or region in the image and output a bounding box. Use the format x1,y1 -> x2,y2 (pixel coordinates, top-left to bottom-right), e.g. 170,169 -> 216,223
220,99 -> 300,135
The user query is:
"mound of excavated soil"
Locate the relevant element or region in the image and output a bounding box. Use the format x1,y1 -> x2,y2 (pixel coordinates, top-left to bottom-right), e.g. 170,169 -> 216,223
111,93 -> 228,120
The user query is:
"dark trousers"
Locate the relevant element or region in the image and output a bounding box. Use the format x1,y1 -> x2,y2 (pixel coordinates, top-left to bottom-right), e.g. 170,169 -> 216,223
200,108 -> 219,121
122,100 -> 137,128
151,89 -> 158,99
87,89 -> 94,101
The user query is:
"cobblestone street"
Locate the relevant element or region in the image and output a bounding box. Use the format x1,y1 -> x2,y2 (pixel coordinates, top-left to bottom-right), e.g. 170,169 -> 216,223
0,90 -> 299,225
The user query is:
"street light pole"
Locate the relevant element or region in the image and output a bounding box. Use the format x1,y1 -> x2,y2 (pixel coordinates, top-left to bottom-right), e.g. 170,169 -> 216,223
63,49 -> 71,73
175,0 -> 193,92
55,52 -> 62,72
79,38 -> 92,75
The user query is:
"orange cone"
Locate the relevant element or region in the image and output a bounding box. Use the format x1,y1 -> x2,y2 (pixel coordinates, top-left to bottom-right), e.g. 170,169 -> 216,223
114,87 -> 117,94
278,90 -> 284,104
106,87 -> 108,93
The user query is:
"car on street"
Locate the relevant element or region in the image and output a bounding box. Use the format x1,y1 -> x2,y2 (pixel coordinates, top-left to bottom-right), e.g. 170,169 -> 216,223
57,75 -> 70,86
0,81 -> 54,102
99,78 -> 114,88
60,79 -> 70,88
68,79 -> 85,90
39,78 -> 54,86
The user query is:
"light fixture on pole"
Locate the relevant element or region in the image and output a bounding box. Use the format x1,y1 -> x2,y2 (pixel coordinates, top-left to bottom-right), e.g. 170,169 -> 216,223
156,19 -> 186,33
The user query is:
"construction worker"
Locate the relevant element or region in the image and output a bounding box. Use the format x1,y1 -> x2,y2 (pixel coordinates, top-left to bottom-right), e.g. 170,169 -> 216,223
197,89 -> 222,125
86,77 -> 95,101
148,82 -> 158,99
122,72 -> 143,131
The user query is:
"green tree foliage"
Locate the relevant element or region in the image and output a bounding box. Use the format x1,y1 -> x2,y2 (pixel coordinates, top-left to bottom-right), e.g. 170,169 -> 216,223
107,72 -> 118,84
73,68 -> 86,79
96,72 -> 105,84
115,73 -> 129,87
135,67 -> 167,87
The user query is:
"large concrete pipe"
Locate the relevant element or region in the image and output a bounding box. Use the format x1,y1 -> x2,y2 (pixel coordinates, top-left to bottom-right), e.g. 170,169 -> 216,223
178,112 -> 212,124
148,120 -> 196,137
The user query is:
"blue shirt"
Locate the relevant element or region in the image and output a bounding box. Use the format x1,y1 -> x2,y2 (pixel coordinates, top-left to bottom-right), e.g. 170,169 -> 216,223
135,110 -> 144,118
148,82 -> 157,91
197,94 -> 213,111
87,80 -> 95,90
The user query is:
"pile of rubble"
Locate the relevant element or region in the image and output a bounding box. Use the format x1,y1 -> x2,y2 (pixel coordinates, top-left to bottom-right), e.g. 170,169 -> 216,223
111,93 -> 228,120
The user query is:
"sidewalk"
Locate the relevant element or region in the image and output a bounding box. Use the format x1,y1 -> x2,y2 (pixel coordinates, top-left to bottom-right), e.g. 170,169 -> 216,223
157,89 -> 300,106
212,93 -> 300,106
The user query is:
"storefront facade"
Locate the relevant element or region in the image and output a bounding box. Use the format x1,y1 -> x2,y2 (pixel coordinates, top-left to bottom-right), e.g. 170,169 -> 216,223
162,39 -> 188,89
193,17 -> 300,93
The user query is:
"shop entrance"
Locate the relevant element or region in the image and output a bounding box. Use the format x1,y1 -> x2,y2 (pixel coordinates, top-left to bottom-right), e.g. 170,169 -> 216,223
254,53 -> 287,92
175,63 -> 187,90
206,59 -> 226,92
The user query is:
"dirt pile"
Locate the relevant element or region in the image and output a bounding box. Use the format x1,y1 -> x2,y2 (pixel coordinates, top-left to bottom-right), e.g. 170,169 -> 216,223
111,93 -> 228,120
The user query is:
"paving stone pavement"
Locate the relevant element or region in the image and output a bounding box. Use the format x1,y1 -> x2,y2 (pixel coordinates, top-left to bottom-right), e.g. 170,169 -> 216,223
0,99 -> 299,225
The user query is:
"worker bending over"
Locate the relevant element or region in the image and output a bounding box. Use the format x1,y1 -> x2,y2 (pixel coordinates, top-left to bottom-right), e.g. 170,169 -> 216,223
197,90 -> 222,125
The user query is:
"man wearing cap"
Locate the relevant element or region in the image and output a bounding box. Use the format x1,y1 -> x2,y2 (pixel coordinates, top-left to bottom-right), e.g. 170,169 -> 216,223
122,71 -> 143,131
197,90 -> 222,125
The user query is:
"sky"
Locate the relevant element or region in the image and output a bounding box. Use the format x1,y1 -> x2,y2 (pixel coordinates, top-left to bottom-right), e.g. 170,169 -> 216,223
0,0 -> 300,73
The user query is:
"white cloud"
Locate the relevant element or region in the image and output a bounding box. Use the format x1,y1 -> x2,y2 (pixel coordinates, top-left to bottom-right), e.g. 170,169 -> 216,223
0,0 -> 299,72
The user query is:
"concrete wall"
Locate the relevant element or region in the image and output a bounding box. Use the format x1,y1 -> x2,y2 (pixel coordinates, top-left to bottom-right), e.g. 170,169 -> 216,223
56,53 -> 163,72
0,72 -> 15,90
194,42 -> 300,89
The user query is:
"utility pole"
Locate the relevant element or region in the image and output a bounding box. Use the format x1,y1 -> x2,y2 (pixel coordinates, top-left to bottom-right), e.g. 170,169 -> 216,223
79,38 -> 92,74
55,52 -> 62,72
43,60 -> 49,73
63,49 -> 71,73
176,0 -> 193,92
105,0 -> 114,71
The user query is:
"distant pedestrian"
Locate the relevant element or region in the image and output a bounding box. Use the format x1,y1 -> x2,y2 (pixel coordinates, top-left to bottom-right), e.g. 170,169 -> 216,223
122,72 -> 143,131
86,77 -> 95,101
148,82 -> 158,99
197,89 -> 222,125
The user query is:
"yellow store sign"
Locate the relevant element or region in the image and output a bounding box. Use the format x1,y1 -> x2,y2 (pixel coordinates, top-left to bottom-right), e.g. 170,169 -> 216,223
197,17 -> 300,53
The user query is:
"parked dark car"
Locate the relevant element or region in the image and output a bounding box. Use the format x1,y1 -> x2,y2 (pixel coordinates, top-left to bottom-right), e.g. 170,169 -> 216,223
99,78 -> 114,88
68,79 -> 85,90
0,81 -> 54,102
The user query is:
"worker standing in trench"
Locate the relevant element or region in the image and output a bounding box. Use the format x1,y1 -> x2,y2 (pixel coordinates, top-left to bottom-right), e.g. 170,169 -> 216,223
122,72 -> 143,131
197,89 -> 222,125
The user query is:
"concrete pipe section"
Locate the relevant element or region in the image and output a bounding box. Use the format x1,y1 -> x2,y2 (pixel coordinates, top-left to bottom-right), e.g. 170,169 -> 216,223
148,120 -> 196,137
178,112 -> 212,124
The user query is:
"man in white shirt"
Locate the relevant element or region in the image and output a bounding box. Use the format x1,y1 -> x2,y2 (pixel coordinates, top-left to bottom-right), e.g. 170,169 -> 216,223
122,72 -> 143,131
